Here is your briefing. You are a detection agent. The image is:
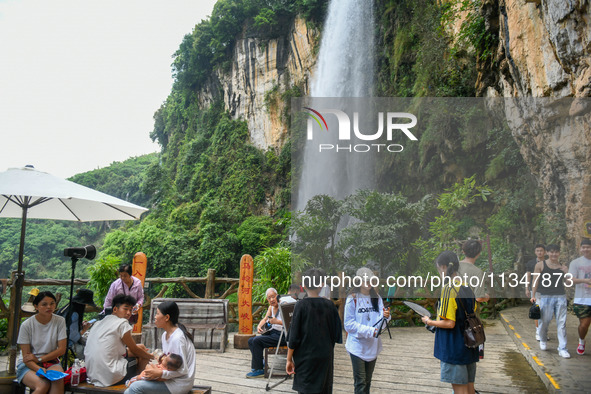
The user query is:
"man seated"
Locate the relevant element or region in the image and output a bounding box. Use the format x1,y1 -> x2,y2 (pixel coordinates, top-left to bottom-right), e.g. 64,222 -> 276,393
85,294 -> 153,386
126,353 -> 182,386
246,288 -> 286,378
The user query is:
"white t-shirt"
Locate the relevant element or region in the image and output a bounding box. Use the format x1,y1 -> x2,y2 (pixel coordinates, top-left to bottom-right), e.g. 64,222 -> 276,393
17,314 -> 67,362
569,256 -> 591,306
344,293 -> 389,362
161,327 -> 196,394
84,315 -> 131,387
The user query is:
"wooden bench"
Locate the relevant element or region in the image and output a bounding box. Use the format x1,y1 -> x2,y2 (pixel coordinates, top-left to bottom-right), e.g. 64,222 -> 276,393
66,382 -> 211,393
142,298 -> 228,353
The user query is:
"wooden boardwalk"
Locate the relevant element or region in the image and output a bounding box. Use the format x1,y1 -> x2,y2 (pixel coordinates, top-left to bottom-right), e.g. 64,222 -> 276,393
195,320 -> 547,393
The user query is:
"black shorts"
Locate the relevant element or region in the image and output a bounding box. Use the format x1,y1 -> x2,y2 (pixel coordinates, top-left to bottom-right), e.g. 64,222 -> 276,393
115,357 -> 138,385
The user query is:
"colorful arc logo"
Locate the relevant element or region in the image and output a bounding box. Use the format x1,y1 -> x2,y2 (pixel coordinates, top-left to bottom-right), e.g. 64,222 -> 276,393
304,107 -> 328,131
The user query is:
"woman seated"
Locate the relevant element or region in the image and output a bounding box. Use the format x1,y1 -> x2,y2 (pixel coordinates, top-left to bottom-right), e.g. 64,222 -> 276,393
125,301 -> 196,394
17,291 -> 67,394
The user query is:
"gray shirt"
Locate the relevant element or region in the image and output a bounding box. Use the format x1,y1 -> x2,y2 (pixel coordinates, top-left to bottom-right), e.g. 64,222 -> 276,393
569,256 -> 591,306
17,314 -> 67,362
458,261 -> 486,299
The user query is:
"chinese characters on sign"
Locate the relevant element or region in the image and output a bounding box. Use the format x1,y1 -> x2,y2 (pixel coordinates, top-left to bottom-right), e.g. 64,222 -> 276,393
132,252 -> 147,334
238,254 -> 254,334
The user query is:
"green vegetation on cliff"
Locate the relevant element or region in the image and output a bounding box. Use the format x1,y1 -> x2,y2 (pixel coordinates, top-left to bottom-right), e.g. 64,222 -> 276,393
104,102 -> 290,284
172,0 -> 327,96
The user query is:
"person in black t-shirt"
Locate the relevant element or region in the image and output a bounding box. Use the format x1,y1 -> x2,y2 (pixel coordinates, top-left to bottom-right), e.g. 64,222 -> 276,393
287,268 -> 342,394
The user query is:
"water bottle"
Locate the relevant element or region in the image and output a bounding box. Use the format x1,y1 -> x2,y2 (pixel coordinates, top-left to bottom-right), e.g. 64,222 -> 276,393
71,359 -> 80,386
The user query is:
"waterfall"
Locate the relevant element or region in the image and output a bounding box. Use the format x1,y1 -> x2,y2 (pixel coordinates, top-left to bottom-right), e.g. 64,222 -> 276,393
294,0 -> 376,211
311,0 -> 375,97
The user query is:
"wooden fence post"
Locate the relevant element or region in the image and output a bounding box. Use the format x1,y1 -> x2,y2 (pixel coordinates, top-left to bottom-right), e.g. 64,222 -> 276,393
205,269 -> 216,299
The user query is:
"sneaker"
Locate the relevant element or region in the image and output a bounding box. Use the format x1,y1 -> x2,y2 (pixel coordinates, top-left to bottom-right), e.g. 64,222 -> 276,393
577,342 -> 585,355
540,341 -> 547,350
246,369 -> 264,378
558,349 -> 571,358
535,333 -> 541,341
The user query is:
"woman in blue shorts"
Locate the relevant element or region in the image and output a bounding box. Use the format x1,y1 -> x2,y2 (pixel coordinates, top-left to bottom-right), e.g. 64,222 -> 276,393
17,291 -> 67,394
422,251 -> 479,394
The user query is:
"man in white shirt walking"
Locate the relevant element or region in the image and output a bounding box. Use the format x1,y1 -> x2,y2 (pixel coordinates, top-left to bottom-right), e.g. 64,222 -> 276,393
568,238 -> 591,355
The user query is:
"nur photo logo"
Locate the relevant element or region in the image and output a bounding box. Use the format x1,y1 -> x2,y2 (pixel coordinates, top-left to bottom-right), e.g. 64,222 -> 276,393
302,107 -> 418,153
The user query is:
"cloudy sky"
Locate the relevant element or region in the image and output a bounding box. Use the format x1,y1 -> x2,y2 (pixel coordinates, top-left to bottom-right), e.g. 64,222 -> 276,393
0,0 -> 218,178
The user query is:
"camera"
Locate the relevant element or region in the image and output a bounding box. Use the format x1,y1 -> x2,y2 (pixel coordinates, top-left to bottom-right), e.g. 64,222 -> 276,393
426,324 -> 436,333
64,245 -> 96,259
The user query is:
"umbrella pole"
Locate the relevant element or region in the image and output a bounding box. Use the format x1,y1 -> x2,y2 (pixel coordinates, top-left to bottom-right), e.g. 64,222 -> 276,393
9,202 -> 29,374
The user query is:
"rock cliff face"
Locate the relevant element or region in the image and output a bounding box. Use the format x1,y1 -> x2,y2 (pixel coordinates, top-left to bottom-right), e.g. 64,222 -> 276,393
480,0 -> 591,248
197,18 -> 318,152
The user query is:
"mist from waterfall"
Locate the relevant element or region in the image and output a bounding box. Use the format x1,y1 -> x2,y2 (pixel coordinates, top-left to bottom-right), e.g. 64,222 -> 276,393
295,0 -> 376,211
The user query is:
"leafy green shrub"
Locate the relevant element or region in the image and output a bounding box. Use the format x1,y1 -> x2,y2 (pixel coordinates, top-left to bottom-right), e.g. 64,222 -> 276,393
87,256 -> 120,306
253,245 -> 294,302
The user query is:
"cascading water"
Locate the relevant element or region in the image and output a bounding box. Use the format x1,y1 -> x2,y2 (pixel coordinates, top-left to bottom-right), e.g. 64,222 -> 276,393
311,0 -> 375,98
295,0 -> 376,211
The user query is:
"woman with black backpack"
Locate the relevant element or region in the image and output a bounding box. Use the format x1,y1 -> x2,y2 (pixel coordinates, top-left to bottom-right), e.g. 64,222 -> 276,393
422,251 -> 479,394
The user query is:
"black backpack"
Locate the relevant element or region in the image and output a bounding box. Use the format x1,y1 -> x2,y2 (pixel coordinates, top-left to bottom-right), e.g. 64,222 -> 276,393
456,293 -> 486,348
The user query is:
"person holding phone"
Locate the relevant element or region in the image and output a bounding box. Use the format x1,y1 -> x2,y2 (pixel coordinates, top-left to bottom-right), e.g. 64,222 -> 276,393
345,267 -> 391,394
64,288 -> 96,358
103,264 -> 144,325
246,288 -> 285,378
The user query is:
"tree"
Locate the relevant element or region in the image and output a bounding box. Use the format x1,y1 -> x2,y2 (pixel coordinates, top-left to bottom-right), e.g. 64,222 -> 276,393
292,195 -> 343,273
339,190 -> 428,276
414,175 -> 491,272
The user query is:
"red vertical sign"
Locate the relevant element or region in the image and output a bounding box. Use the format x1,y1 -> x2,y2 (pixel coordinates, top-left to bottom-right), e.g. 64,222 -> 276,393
132,252 -> 147,334
238,254 -> 254,335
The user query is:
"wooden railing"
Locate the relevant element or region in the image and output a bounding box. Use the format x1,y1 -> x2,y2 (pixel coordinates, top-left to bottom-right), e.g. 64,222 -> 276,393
0,269 -> 267,334
1,268 -> 522,347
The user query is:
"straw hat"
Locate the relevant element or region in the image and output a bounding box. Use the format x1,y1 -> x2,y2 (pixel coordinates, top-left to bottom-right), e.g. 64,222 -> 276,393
21,288 -> 40,313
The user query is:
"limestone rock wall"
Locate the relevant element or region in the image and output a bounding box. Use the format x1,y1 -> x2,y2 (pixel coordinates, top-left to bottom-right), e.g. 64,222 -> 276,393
480,0 -> 591,248
197,18 -> 318,152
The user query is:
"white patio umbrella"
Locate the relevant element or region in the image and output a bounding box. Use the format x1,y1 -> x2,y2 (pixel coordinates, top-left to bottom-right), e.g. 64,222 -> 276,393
0,165 -> 148,371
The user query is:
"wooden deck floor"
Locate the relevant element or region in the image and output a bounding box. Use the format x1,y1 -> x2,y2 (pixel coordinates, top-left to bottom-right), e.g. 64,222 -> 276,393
194,320 -> 547,393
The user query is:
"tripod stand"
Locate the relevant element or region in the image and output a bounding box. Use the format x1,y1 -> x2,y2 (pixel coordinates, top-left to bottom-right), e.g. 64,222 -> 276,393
61,256 -> 78,371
